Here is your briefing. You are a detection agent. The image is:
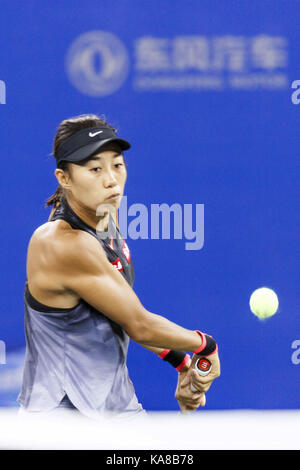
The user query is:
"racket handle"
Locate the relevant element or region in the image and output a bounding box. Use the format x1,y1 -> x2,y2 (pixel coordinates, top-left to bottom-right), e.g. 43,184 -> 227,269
190,357 -> 212,392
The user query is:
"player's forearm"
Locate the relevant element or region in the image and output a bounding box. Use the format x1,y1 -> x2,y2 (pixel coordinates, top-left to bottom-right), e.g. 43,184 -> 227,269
129,310 -> 202,353
138,343 -> 164,355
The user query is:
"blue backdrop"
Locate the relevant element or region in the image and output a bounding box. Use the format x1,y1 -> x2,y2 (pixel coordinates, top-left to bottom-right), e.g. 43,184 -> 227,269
0,0 -> 299,410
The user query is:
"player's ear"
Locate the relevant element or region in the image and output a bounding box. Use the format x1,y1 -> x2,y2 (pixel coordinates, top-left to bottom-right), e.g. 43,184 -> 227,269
55,167 -> 71,189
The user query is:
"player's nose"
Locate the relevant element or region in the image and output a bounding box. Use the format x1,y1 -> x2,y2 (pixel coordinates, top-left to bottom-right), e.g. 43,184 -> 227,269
103,168 -> 118,188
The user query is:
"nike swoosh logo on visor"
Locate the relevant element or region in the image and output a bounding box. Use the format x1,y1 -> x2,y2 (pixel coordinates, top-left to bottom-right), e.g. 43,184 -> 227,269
89,130 -> 104,137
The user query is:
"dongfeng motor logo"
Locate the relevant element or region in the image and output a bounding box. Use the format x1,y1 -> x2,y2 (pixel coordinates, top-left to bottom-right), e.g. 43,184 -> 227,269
66,31 -> 130,96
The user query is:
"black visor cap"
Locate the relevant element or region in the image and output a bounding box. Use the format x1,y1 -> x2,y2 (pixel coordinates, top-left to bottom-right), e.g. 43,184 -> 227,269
55,127 -> 131,166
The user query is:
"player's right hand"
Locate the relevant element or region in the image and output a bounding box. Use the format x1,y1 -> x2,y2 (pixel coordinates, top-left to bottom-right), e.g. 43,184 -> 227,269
181,351 -> 221,394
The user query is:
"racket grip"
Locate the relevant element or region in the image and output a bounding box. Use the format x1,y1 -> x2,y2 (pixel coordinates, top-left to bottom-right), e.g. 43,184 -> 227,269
190,357 -> 212,392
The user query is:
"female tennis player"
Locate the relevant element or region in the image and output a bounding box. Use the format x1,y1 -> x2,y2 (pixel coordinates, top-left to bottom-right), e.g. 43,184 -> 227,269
17,114 -> 220,420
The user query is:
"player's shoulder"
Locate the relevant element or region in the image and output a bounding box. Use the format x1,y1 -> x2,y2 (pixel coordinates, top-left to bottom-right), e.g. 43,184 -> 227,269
29,219 -> 105,266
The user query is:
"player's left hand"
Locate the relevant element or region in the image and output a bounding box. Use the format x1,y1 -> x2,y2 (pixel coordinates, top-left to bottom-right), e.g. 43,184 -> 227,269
175,360 -> 206,412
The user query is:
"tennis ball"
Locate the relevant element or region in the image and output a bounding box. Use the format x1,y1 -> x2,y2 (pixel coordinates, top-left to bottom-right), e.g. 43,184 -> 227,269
249,287 -> 279,319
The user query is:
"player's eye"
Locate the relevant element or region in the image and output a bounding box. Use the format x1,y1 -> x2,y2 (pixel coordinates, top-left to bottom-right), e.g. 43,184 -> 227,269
91,167 -> 102,172
115,163 -> 123,168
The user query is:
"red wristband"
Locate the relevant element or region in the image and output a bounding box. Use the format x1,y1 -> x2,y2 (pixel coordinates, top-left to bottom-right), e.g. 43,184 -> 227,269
193,330 -> 218,356
158,349 -> 170,359
193,330 -> 207,354
159,349 -> 190,370
176,353 -> 191,371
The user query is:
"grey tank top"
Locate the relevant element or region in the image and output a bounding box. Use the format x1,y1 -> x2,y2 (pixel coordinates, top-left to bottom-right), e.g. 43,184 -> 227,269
17,198 -> 144,420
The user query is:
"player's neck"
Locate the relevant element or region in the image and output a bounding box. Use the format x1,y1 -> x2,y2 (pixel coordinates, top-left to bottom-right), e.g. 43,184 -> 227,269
66,196 -> 117,231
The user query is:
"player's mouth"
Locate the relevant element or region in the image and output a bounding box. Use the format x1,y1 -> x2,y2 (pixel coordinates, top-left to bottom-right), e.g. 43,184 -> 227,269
105,193 -> 121,201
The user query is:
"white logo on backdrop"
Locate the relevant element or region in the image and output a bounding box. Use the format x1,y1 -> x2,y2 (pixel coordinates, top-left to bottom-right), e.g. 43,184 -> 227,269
66,33 -> 288,94
65,31 -> 130,96
133,35 -> 289,91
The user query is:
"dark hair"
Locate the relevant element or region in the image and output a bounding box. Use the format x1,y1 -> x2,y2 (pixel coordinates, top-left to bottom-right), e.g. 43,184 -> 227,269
45,113 -> 120,208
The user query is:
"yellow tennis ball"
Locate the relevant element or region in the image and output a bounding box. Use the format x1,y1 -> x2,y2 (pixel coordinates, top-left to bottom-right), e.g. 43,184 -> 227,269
249,287 -> 279,319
